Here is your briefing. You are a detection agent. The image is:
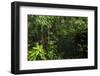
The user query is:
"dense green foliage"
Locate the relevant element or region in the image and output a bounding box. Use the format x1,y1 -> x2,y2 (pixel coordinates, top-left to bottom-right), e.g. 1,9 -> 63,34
28,15 -> 88,61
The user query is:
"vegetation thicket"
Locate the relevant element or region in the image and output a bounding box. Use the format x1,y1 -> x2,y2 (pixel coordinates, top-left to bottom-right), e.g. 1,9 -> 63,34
28,15 -> 88,61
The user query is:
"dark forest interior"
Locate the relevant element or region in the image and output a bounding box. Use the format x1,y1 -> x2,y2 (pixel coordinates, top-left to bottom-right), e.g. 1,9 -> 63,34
28,15 -> 88,61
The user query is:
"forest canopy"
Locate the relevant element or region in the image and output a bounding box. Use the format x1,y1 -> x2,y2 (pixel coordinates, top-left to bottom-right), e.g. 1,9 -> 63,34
28,15 -> 88,61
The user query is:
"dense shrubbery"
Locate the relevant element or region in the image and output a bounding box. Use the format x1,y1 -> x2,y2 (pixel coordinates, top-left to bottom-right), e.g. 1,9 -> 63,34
28,15 -> 88,61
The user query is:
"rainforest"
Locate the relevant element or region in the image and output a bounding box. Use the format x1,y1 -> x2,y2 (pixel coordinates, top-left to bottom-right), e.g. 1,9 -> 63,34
28,15 -> 88,61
